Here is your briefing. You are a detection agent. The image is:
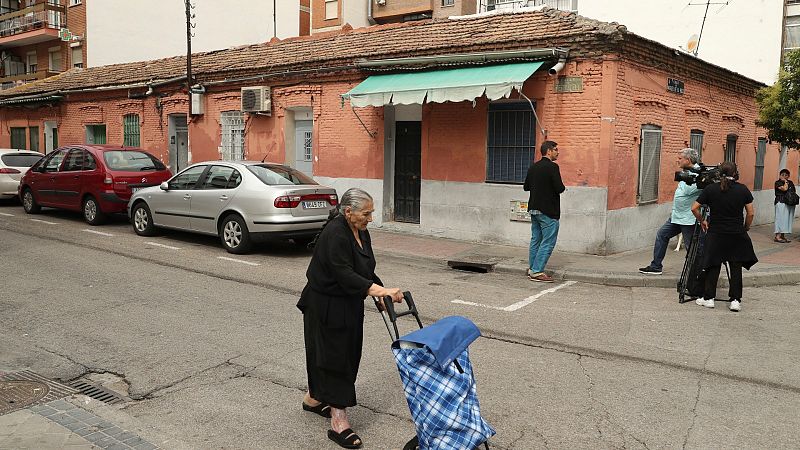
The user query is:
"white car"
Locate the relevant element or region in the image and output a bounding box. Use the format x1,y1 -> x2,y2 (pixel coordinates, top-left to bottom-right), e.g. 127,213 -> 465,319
127,161 -> 338,254
0,149 -> 44,200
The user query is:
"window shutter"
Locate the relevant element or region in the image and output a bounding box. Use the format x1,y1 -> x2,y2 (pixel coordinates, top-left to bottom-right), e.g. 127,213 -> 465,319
754,138 -> 767,190
638,126 -> 662,204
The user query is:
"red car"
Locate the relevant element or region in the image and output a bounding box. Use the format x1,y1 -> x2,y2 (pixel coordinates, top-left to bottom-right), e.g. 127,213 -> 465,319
19,145 -> 172,224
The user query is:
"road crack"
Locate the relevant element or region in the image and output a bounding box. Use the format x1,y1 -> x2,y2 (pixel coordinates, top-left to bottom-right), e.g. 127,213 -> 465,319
135,354 -> 243,400
682,341 -> 714,449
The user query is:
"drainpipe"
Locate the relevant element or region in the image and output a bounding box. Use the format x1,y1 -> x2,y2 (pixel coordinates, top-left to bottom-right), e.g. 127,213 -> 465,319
548,53 -> 567,76
367,0 -> 376,25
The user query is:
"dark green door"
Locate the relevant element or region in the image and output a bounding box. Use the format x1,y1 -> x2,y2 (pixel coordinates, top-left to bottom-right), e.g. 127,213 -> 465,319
394,121 -> 421,223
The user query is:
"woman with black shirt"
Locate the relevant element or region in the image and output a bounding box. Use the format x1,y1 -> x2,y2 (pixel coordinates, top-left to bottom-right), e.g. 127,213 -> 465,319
774,169 -> 796,243
690,161 -> 758,312
297,188 -> 404,449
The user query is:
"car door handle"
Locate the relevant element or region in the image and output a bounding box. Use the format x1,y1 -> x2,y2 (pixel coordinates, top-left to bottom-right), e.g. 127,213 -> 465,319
219,195 -> 228,200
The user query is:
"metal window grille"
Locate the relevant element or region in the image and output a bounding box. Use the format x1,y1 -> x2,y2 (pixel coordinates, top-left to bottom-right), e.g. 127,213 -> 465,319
754,138 -> 767,190
485,101 -> 536,183
689,130 -> 704,160
29,126 -> 39,152
303,130 -> 312,162
220,111 -> 245,161
86,125 -> 106,145
442,0 -> 455,5
10,127 -> 26,149
725,134 -> 737,163
638,125 -> 662,204
123,114 -> 140,147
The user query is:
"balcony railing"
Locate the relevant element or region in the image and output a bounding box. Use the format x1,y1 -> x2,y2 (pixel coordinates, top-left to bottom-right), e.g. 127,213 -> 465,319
0,69 -> 58,91
0,2 -> 65,39
479,0 -> 577,13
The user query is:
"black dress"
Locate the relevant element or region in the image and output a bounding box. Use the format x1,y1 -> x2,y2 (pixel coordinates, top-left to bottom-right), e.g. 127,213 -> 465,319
297,215 -> 382,409
697,182 -> 758,270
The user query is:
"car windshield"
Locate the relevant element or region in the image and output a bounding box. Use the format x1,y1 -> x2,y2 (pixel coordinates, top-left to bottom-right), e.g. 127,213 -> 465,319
1,153 -> 43,167
248,164 -> 317,186
103,151 -> 166,171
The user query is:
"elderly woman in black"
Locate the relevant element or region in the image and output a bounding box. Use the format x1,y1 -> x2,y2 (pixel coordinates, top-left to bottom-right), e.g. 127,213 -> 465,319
297,188 -> 404,449
691,161 -> 758,312
774,169 -> 797,243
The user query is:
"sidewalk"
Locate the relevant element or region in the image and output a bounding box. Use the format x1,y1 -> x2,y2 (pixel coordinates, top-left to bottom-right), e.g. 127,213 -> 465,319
370,223 -> 800,288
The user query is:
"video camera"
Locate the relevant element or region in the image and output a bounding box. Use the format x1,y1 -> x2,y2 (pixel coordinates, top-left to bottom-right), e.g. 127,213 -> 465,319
674,164 -> 721,189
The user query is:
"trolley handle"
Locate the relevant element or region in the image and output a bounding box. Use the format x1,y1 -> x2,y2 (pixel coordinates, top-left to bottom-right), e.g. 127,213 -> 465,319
373,291 -> 423,341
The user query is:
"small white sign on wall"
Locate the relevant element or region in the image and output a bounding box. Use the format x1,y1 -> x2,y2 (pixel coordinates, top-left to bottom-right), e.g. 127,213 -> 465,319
510,200 -> 531,222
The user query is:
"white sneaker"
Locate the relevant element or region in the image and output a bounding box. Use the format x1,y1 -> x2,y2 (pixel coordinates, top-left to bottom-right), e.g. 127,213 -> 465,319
695,298 -> 715,308
729,300 -> 741,312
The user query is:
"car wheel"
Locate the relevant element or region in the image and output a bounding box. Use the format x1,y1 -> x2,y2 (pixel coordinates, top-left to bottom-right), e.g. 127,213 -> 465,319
22,188 -> 40,214
82,195 -> 107,225
220,214 -> 252,254
132,202 -> 158,236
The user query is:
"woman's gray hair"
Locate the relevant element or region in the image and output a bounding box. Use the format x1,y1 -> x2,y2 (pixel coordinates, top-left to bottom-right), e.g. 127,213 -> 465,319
339,188 -> 373,213
680,147 -> 700,164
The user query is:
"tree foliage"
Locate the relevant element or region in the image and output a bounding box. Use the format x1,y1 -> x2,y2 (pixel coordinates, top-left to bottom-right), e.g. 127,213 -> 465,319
756,49 -> 800,149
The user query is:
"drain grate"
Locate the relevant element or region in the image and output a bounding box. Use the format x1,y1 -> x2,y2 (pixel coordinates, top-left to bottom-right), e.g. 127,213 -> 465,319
447,260 -> 495,273
0,370 -> 78,416
67,378 -> 127,405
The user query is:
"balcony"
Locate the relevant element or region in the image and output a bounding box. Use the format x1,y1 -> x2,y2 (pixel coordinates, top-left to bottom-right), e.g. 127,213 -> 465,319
479,0 -> 577,13
0,69 -> 59,91
371,0 -> 433,22
0,2 -> 66,48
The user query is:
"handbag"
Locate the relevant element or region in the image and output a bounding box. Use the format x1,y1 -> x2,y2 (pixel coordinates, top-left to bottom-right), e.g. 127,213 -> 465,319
784,190 -> 799,206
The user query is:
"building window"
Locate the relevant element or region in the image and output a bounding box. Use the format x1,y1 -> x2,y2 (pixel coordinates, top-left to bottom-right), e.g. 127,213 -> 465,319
725,134 -> 737,163
689,129 -> 704,160
220,111 -> 245,161
71,46 -> 83,69
11,127 -> 26,149
69,0 -> 81,5
638,124 -> 662,204
29,126 -> 39,152
26,51 -> 37,74
86,124 -> 107,145
442,0 -> 455,5
485,101 -> 537,183
123,114 -> 141,147
754,138 -> 767,190
785,16 -> 800,53
48,47 -> 62,72
325,0 -> 337,20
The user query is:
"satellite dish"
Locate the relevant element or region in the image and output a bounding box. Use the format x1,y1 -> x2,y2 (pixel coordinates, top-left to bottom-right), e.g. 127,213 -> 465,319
686,34 -> 700,53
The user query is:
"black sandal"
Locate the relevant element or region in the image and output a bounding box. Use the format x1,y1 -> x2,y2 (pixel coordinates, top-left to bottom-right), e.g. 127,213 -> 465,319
302,401 -> 332,418
328,428 -> 362,449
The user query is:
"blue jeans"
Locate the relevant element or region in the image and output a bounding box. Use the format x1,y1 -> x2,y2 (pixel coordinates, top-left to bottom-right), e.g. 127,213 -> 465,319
649,218 -> 696,271
529,213 -> 560,273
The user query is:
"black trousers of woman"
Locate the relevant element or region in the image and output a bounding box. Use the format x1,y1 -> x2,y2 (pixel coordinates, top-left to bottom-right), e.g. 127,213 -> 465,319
702,261 -> 743,301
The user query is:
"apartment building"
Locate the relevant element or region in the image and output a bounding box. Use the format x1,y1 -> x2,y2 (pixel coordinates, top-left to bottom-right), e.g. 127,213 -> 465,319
784,0 -> 800,61
311,0 -> 476,33
0,0 -> 85,96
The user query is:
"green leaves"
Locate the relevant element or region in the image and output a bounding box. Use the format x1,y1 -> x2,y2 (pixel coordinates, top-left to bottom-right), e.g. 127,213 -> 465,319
756,49 -> 800,149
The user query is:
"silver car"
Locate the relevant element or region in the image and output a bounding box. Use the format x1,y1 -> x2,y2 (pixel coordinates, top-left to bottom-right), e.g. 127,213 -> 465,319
127,161 -> 338,254
0,149 -> 44,200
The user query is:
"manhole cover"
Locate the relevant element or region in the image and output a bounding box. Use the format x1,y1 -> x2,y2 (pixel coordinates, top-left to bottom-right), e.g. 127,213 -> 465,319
0,380 -> 49,415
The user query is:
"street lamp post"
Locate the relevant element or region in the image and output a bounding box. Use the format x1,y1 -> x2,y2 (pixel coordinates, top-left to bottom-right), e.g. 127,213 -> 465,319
185,0 -> 194,115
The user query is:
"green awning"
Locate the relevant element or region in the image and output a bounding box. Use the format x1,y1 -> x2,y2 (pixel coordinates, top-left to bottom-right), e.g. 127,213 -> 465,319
342,61 -> 544,107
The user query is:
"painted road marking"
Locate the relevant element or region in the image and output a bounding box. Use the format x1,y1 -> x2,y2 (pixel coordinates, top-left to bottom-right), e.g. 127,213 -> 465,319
146,241 -> 182,250
452,281 -> 578,312
217,256 -> 261,266
29,218 -> 58,225
0,212 -> 14,217
83,229 -> 114,237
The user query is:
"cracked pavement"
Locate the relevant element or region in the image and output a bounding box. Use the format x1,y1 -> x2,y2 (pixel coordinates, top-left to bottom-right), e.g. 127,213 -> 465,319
2,209 -> 800,449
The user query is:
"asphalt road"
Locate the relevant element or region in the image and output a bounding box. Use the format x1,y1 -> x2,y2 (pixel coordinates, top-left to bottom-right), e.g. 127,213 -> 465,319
1,202 -> 799,449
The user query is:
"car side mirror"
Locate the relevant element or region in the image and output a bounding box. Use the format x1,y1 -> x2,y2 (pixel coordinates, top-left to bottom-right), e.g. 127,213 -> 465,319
160,182 -> 169,191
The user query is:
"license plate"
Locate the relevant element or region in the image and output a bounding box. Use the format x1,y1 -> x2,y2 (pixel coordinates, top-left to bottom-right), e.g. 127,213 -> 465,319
302,201 -> 328,209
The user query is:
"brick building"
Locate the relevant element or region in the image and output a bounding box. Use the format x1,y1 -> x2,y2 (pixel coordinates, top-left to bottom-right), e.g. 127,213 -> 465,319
0,8 -> 795,254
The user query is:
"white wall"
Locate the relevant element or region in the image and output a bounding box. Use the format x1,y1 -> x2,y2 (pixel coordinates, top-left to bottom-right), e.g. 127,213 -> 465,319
87,1 -> 300,67
577,0 -> 784,85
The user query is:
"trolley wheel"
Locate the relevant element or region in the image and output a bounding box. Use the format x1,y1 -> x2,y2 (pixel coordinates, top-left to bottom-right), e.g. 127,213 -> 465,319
402,436 -> 419,450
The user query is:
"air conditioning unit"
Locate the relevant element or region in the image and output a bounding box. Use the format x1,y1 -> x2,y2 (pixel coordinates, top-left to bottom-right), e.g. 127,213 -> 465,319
241,86 -> 271,115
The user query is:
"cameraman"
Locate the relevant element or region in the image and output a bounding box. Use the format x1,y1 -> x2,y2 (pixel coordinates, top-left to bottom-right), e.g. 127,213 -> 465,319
639,148 -> 702,275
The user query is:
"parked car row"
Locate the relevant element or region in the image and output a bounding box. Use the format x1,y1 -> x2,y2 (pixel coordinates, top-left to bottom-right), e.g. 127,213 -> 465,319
5,144 -> 338,254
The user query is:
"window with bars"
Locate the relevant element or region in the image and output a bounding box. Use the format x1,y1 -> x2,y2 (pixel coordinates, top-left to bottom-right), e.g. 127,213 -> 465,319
220,111 -> 245,161
754,138 -> 767,190
485,101 -> 536,183
303,130 -> 312,161
11,127 -> 26,149
123,114 -> 140,147
689,129 -> 704,160
29,126 -> 39,152
637,125 -> 662,204
725,134 -> 737,163
442,0 -> 455,5
86,124 -> 106,145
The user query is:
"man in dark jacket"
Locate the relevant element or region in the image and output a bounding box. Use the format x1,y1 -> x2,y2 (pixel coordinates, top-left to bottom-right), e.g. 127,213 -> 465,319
523,140 -> 565,282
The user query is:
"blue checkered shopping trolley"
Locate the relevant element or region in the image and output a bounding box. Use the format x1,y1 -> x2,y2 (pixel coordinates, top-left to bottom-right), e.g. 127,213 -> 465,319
375,293 -> 495,450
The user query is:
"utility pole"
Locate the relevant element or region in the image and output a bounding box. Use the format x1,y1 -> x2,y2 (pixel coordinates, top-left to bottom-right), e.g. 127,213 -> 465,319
273,0 -> 277,39
185,0 -> 195,114
687,0 -> 729,56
